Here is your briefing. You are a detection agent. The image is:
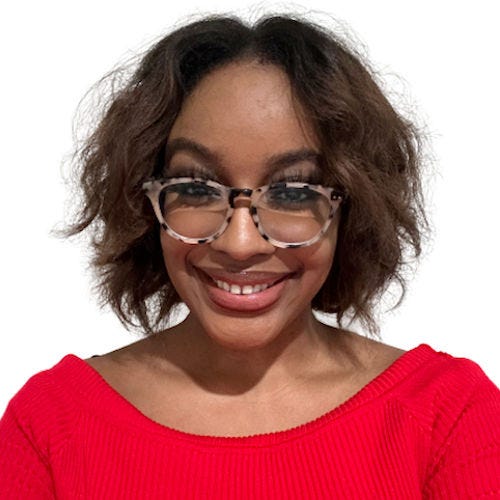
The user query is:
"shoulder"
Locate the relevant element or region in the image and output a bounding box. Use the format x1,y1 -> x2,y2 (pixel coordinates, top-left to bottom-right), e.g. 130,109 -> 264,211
394,345 -> 499,408
384,345 -> 500,481
401,348 -> 500,495
336,331 -> 499,408
6,355 -> 82,415
371,342 -> 500,421
356,341 -> 500,494
343,334 -> 500,438
1,355 -> 84,460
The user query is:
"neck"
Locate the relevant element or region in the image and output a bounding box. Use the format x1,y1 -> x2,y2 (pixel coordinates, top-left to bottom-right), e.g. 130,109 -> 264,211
154,310 -> 343,400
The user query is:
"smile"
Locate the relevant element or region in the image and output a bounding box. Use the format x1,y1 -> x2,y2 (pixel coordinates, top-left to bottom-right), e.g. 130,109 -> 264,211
194,268 -> 296,312
214,280 -> 270,295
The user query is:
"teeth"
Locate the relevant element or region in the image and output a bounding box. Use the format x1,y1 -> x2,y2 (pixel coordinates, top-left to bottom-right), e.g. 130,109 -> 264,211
215,280 -> 270,295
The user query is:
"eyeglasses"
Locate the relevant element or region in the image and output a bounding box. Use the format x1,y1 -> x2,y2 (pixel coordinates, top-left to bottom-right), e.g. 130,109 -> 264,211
143,177 -> 344,248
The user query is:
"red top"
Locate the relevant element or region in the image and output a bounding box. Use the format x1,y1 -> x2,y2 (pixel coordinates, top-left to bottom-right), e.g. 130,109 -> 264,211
1,344 -> 499,498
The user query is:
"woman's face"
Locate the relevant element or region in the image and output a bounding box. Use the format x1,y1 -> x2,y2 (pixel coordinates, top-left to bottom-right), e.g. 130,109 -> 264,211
161,60 -> 340,350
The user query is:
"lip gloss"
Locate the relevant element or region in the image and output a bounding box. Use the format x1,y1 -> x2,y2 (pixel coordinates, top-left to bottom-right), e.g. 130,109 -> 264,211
206,278 -> 289,312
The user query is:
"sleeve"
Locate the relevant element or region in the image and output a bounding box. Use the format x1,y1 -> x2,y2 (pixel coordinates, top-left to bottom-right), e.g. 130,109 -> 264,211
0,401 -> 55,499
423,362 -> 500,498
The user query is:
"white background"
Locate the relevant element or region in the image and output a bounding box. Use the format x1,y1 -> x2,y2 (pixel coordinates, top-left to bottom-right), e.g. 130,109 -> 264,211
1,0 -> 499,413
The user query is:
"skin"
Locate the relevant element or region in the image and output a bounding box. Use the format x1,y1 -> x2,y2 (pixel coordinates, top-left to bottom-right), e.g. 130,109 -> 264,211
85,60 -> 406,436
162,60 -> 339,380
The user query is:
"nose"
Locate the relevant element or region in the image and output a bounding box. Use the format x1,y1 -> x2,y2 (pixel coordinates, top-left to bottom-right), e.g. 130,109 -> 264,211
209,201 -> 275,260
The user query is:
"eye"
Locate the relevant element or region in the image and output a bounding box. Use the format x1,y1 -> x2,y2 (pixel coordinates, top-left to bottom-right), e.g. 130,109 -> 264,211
265,184 -> 321,210
169,182 -> 221,202
165,181 -> 222,207
173,182 -> 216,196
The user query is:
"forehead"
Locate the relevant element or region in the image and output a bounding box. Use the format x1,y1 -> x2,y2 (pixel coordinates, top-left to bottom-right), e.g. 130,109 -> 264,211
167,60 -> 320,182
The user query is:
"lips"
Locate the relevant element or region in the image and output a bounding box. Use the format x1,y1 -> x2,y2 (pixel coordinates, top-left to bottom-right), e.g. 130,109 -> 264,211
196,268 -> 294,312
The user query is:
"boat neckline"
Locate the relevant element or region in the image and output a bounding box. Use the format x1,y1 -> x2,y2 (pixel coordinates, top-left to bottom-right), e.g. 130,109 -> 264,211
60,343 -> 437,448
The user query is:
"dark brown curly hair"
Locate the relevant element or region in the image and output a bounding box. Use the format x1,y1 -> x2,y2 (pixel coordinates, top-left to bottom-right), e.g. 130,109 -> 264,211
64,13 -> 428,336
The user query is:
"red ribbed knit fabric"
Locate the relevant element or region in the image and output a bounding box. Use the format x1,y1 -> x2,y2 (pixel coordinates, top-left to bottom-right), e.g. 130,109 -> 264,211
1,344 -> 499,498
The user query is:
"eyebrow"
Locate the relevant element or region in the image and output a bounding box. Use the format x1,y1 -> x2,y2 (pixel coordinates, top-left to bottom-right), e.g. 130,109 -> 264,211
164,137 -> 322,177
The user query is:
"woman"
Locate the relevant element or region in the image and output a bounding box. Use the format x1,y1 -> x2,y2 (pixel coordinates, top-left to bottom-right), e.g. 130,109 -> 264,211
1,14 -> 498,498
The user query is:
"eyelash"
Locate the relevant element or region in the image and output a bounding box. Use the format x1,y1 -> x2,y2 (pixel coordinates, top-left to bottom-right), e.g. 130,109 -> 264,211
166,165 -> 322,185
166,165 -> 216,181
269,169 -> 323,185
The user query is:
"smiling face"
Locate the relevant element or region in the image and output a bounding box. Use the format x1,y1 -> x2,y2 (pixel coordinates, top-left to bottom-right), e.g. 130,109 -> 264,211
161,60 -> 340,351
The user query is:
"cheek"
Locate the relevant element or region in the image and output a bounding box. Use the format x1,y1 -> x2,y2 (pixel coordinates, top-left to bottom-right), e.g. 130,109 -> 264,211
160,233 -> 209,295
302,245 -> 335,276
160,233 -> 192,282
298,226 -> 338,283
160,233 -> 179,266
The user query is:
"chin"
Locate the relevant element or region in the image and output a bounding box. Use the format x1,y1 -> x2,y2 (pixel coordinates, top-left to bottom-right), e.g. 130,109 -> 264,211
189,303 -> 307,352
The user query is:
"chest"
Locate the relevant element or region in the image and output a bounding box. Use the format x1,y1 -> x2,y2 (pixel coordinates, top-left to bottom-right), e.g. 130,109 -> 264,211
89,357 -> 377,437
136,383 -> 358,437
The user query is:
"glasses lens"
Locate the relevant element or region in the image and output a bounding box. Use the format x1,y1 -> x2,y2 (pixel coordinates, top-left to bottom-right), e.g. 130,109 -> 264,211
257,185 -> 331,243
160,181 -> 227,239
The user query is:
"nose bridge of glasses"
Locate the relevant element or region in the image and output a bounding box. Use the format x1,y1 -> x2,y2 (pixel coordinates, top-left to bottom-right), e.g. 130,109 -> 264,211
228,187 -> 254,208
223,187 -> 265,242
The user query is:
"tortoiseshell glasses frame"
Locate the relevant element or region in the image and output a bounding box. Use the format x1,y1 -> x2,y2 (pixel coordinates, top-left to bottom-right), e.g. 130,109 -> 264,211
143,177 -> 344,248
